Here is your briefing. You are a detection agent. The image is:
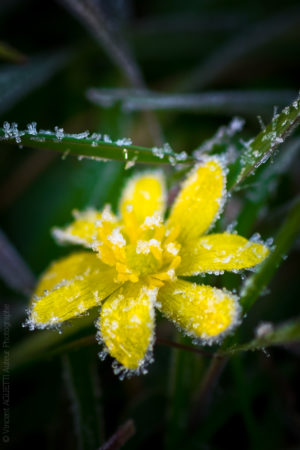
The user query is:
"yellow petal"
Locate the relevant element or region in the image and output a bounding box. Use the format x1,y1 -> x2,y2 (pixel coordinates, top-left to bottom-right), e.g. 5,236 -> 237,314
98,282 -> 157,370
28,252 -> 119,328
158,279 -> 240,341
178,233 -> 270,275
119,172 -> 166,239
167,158 -> 226,245
52,207 -> 117,248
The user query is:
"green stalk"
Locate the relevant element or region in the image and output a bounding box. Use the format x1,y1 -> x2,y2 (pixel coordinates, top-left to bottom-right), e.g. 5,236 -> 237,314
63,348 -> 104,450
240,197 -> 300,312
228,97 -> 300,189
223,318 -> 300,356
0,126 -> 193,165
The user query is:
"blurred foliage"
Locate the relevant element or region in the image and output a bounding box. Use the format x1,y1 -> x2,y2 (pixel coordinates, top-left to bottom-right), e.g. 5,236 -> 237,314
0,1 -> 299,449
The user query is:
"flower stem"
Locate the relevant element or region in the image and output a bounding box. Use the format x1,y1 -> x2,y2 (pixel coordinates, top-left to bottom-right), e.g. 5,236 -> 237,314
190,356 -> 229,426
156,337 -> 220,358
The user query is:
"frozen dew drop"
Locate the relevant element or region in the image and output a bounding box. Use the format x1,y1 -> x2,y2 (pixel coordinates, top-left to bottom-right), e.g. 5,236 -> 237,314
175,151 -> 188,162
261,347 -> 271,358
54,126 -> 64,141
103,134 -> 112,143
72,130 -> 89,139
3,121 -> 10,137
152,146 -> 164,159
257,115 -> 265,131
226,221 -> 237,233
265,237 -> 274,247
98,350 -> 108,361
168,155 -> 177,166
27,122 -> 37,135
115,137 -> 132,146
228,116 -> 245,135
249,232 -> 261,243
163,142 -> 174,155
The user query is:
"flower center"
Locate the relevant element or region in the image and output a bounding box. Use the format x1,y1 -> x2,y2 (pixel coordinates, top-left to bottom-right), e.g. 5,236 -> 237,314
95,212 -> 181,287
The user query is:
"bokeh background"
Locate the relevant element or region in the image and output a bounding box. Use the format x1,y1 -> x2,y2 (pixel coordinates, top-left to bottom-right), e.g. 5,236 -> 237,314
0,1 -> 299,449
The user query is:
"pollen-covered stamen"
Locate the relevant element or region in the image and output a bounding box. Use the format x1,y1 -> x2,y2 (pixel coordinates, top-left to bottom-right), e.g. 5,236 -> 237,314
141,212 -> 163,231
107,227 -> 126,247
136,239 -> 163,261
96,220 -> 128,268
93,210 -> 183,286
147,227 -> 182,286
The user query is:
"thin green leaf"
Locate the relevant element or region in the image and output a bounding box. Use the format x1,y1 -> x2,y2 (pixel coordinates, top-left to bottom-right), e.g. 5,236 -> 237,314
0,228 -> 35,295
131,11 -> 250,35
228,96 -> 300,189
59,0 -> 163,145
222,318 -> 300,356
178,7 -> 300,91
63,348 -> 103,450
236,137 -> 300,236
0,124 -> 192,164
0,51 -> 70,115
8,312 -> 96,372
99,420 -> 135,450
87,88 -> 296,116
239,196 -> 300,313
165,333 -> 202,450
230,356 -> 261,449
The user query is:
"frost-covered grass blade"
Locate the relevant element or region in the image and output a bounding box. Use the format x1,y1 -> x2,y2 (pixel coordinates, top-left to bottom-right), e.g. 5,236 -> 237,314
63,348 -> 103,450
87,88 -> 296,116
228,96 -> 300,189
239,196 -> 300,313
0,51 -> 70,115
0,123 -> 192,165
236,137 -> 300,236
222,318 -> 300,356
8,312 -> 97,372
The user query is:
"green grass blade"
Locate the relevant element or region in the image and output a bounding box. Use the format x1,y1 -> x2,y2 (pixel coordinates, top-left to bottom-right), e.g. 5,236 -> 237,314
222,318 -> 300,356
239,196 -> 300,313
230,356 -> 261,449
165,334 -> 202,450
0,51 -> 69,115
0,228 -> 35,295
178,7 -> 300,91
0,124 -> 192,164
8,313 -> 96,373
236,137 -> 300,236
87,88 -> 296,116
228,96 -> 300,189
63,348 -> 103,450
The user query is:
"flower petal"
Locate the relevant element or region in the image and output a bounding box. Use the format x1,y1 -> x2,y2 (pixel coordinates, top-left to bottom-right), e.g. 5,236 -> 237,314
158,279 -> 240,341
167,158 -> 226,244
52,207 -> 117,248
178,233 -> 270,275
119,172 -> 166,236
28,252 -> 119,328
98,282 -> 157,370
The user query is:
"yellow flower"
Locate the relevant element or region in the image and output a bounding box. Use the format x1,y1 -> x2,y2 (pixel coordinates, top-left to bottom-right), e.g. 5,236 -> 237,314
26,158 -> 269,375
